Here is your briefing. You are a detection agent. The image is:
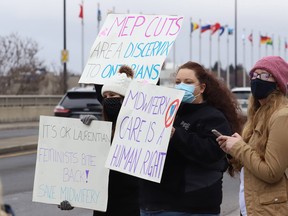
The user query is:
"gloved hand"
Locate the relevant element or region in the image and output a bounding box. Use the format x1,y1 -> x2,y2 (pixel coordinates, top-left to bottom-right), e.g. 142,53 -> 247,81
80,114 -> 98,125
3,204 -> 15,216
58,200 -> 74,210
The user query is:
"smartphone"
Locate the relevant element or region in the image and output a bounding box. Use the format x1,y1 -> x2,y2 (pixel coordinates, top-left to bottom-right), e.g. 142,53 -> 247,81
211,129 -> 222,137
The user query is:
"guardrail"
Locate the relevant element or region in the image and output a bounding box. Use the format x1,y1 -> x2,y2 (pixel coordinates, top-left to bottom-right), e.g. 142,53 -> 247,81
0,95 -> 63,107
0,95 -> 64,123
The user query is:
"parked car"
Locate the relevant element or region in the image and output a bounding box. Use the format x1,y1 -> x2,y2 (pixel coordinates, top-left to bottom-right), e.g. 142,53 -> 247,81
231,87 -> 251,116
54,86 -> 102,119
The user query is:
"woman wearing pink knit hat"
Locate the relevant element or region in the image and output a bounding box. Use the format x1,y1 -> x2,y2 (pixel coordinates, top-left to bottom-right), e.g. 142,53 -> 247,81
217,56 -> 288,216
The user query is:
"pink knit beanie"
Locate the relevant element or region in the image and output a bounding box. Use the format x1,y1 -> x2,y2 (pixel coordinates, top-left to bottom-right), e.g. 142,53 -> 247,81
250,56 -> 288,94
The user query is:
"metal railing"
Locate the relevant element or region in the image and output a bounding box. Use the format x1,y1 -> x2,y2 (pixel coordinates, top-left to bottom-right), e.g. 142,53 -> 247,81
0,95 -> 63,107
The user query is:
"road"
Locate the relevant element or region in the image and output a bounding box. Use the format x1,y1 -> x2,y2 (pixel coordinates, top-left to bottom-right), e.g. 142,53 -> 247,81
0,128 -> 240,216
0,128 -> 38,139
1,153 -> 92,216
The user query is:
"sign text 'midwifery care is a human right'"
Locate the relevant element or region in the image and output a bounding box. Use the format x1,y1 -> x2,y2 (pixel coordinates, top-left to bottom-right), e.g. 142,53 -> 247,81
105,81 -> 184,183
79,14 -> 183,85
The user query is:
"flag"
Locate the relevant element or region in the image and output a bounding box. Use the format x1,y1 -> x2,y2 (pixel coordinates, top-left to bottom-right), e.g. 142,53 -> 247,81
211,23 -> 221,35
79,4 -> 83,19
260,36 -> 270,44
248,33 -> 253,43
97,9 -> 102,22
218,26 -> 225,36
190,22 -> 199,33
266,38 -> 273,46
201,24 -> 211,33
228,28 -> 233,35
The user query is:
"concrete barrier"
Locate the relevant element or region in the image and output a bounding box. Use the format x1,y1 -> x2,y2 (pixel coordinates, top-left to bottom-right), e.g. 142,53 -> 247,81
0,106 -> 54,123
0,95 -> 62,123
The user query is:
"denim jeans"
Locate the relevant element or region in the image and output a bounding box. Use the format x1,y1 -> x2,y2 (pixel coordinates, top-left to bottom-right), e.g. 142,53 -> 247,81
140,209 -> 220,216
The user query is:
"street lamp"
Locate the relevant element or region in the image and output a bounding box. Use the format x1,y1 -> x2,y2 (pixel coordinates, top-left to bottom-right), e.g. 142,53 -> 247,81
63,0 -> 68,93
234,0 -> 238,87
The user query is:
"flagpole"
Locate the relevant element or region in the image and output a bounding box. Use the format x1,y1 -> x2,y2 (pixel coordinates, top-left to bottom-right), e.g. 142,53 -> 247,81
209,31 -> 212,71
199,19 -> 202,64
259,32 -> 261,60
242,28 -> 246,87
81,0 -> 84,75
278,35 -> 280,56
217,34 -> 220,78
285,38 -> 287,61
251,30 -> 253,69
173,42 -> 176,70
234,0 -> 238,87
226,27 -> 230,88
97,3 -> 101,35
63,0 -> 67,93
272,34 -> 274,56
190,17 -> 192,60
265,33 -> 268,56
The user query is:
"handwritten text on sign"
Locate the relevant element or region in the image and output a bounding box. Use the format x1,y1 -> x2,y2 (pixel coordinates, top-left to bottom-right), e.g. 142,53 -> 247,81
105,81 -> 184,183
79,14 -> 183,85
33,116 -> 112,211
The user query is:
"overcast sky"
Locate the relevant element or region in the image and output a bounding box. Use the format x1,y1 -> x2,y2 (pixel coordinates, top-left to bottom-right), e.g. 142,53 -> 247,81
1,0 -> 287,75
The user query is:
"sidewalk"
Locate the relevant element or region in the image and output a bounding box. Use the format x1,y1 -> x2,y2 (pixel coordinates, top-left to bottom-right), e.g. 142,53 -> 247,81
0,121 -> 39,155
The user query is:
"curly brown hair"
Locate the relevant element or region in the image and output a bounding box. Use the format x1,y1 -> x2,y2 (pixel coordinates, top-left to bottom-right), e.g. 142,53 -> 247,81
178,61 -> 242,133
118,65 -> 134,78
177,61 -> 243,176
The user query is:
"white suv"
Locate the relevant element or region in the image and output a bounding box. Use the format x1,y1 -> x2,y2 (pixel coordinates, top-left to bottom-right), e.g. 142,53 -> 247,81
231,87 -> 251,116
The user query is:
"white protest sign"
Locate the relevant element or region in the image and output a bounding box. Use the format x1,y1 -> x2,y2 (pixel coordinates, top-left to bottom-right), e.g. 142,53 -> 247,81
105,81 -> 184,183
79,13 -> 184,85
33,116 -> 112,211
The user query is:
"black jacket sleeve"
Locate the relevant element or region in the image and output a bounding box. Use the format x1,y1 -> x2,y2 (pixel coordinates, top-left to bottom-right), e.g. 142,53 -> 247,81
170,108 -> 231,165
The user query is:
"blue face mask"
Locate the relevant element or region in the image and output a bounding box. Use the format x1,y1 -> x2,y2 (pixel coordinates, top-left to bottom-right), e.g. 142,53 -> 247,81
175,83 -> 196,103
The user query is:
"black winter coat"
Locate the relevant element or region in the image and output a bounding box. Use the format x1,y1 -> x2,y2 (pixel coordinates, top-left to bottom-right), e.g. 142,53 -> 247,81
139,102 -> 232,214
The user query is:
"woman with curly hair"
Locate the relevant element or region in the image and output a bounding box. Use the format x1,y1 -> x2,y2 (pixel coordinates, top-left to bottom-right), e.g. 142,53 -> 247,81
139,61 -> 242,216
217,56 -> 288,216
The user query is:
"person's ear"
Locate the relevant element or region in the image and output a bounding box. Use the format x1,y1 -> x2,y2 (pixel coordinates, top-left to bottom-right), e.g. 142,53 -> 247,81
199,83 -> 206,94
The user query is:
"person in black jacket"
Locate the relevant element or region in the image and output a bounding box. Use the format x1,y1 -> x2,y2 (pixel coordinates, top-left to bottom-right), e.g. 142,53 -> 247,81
93,65 -> 139,216
139,61 -> 242,216
59,65 -> 139,216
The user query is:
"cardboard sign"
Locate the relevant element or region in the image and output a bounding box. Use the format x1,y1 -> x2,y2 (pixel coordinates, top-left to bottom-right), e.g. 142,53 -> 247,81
79,14 -> 183,85
105,81 -> 184,182
33,116 -> 112,211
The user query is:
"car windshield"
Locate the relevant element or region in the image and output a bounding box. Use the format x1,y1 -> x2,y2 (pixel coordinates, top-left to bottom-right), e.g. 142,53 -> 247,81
61,92 -> 99,108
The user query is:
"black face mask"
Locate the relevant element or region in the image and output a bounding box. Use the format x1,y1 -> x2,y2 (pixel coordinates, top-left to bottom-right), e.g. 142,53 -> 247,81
250,79 -> 277,100
102,97 -> 123,124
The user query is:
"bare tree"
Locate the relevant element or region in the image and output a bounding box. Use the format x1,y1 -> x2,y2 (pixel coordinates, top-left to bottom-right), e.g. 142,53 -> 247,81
0,33 -> 45,94
0,33 -> 44,75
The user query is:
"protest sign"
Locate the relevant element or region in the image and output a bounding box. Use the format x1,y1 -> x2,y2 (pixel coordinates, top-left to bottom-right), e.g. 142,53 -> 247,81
33,116 -> 112,211
105,81 -> 184,183
79,13 -> 184,85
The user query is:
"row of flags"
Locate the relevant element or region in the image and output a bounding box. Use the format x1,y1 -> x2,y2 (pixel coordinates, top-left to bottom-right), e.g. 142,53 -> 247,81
78,2 -> 102,22
191,20 -> 288,49
75,3 -> 288,74
191,22 -> 233,36
77,3 -> 288,50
